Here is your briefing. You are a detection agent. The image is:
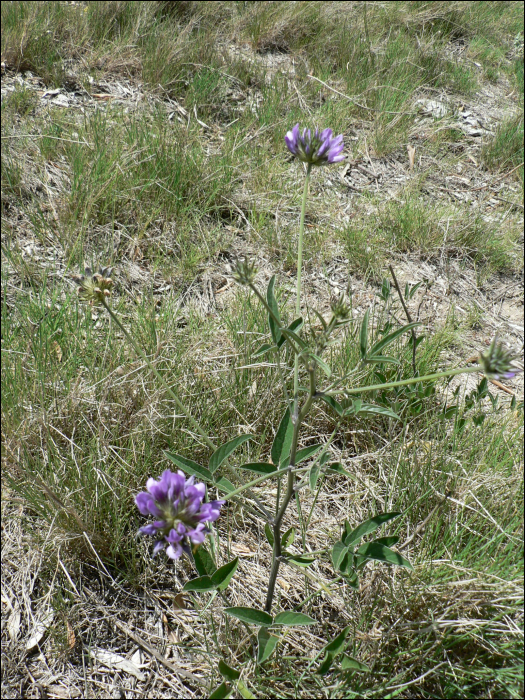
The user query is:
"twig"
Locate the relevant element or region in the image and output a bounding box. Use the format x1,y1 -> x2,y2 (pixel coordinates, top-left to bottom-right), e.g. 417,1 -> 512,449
112,618 -> 207,687
388,265 -> 417,374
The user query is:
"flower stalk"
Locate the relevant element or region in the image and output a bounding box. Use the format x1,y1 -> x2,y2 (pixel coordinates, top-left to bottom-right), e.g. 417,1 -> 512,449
293,163 -> 312,420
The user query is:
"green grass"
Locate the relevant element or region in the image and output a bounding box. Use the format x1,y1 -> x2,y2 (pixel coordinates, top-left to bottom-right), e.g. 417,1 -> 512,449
2,2 -> 524,698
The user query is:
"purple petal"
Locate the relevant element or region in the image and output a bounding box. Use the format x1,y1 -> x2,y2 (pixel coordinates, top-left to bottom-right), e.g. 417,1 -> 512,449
198,500 -> 225,522
135,492 -> 163,518
187,524 -> 207,545
166,527 -> 183,544
166,543 -> 183,559
285,124 -> 300,154
138,523 -> 160,536
185,482 -> 206,501
153,541 -> 166,555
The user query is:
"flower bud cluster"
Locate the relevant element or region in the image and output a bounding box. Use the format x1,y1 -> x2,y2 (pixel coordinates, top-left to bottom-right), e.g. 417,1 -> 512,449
232,258 -> 258,286
479,338 -> 522,381
72,266 -> 114,305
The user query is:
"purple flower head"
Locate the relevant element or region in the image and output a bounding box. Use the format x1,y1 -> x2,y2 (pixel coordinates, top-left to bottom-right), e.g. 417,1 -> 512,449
136,469 -> 225,560
285,124 -> 345,166
479,337 -> 523,381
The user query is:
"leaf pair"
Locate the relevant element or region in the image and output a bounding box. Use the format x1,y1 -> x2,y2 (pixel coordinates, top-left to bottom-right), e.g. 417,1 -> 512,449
360,308 -> 420,365
164,433 -> 254,493
223,607 -> 316,664
319,394 -> 401,422
332,512 -> 412,586
316,626 -> 369,676
253,275 -> 304,358
183,555 -> 239,593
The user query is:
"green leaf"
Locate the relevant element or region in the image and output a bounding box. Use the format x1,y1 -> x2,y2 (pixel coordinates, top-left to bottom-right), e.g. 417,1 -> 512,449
281,527 -> 295,549
193,544 -> 215,576
343,512 -> 401,547
280,327 -> 307,349
218,660 -> 240,681
267,275 -> 281,345
211,557 -> 239,591
373,536 -> 400,547
340,654 -> 369,673
344,571 -> 360,589
253,343 -> 275,358
327,462 -> 353,478
317,626 -> 352,673
309,465 -> 320,491
277,317 -> 304,348
356,542 -> 413,570
284,554 -> 316,567
406,280 -> 424,300
296,444 -> 322,464
331,541 -> 348,570
325,625 -> 351,654
209,435 -> 253,474
316,651 -> 336,675
163,451 -> 213,482
257,627 -> 280,664
343,398 -> 362,416
271,408 -> 294,467
264,523 -> 274,548
309,353 -> 332,378
312,308 -> 328,331
236,679 -> 256,699
341,549 -> 356,574
215,477 -> 235,494
183,575 -> 216,592
224,607 -> 273,626
273,611 -> 316,626
238,462 -> 277,475
360,309 -> 369,359
368,323 -> 421,356
318,394 -> 343,416
281,444 -> 323,469
357,404 -> 401,421
364,355 -> 400,366
210,682 -> 231,699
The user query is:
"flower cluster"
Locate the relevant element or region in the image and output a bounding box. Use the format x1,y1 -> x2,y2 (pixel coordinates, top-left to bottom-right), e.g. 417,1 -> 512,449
479,337 -> 522,381
136,470 -> 224,560
285,124 -> 345,166
72,266 -> 114,305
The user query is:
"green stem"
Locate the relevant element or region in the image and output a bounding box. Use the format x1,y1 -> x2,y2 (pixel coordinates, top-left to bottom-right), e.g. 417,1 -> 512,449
293,164 -> 312,415
323,365 -> 482,397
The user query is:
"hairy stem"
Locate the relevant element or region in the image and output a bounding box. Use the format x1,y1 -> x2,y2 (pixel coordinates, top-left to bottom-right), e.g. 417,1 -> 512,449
293,164 -> 312,418
323,364 -> 483,397
264,368 -> 316,613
